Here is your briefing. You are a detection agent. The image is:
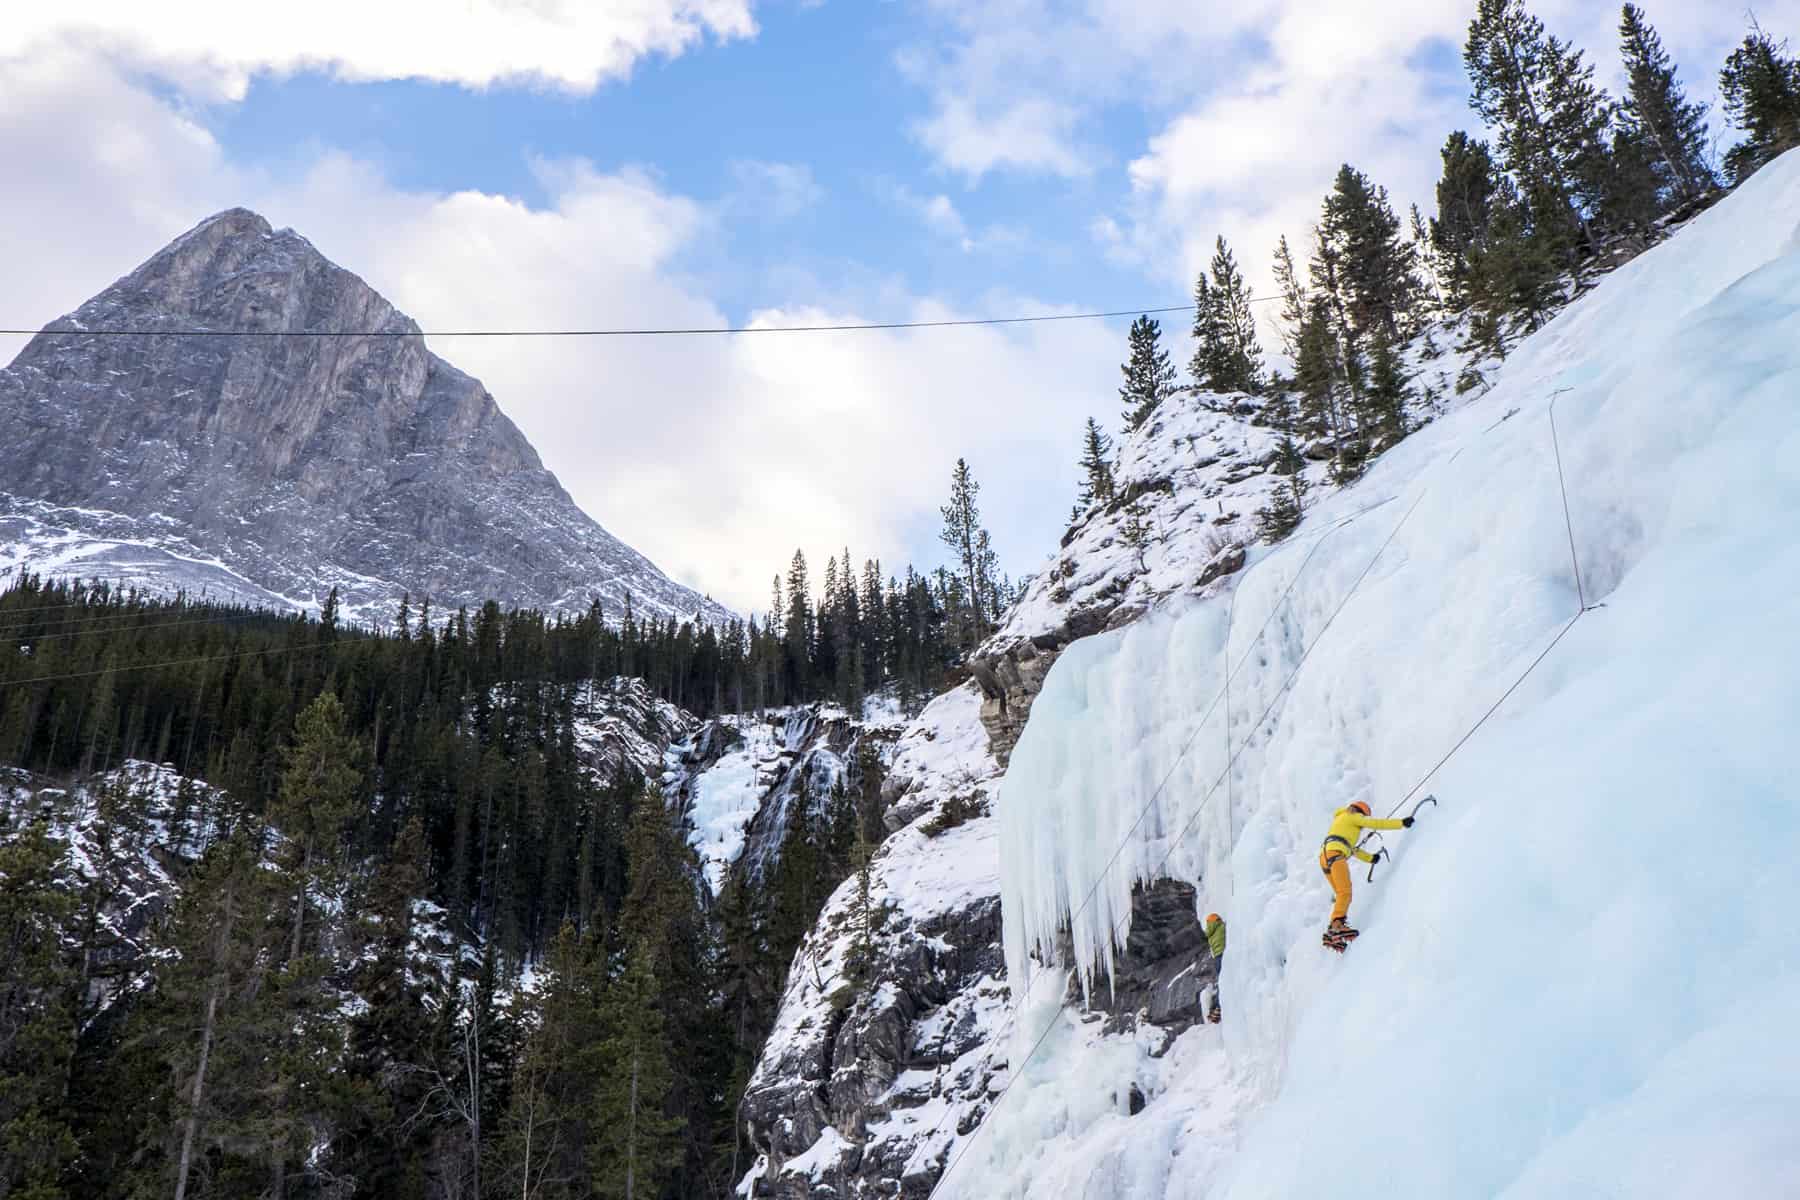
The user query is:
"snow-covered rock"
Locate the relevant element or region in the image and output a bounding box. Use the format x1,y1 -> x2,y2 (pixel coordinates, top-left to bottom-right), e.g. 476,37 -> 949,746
740,685 -> 1007,1197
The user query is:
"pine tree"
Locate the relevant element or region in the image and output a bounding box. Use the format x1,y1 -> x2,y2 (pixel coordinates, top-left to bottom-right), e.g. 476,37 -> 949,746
262,693 -> 364,1195
1468,194 -> 1564,345
1361,328 -> 1412,448
1719,26 -> 1800,185
1465,0 -> 1616,253
148,827 -> 274,1200
1270,235 -> 1309,360
1121,502 -> 1154,572
1188,272 -> 1229,391
333,815 -> 446,1198
0,822 -> 80,1200
1431,132 -> 1507,308
783,551 -> 811,696
1315,164 -> 1422,342
939,458 -> 999,639
589,943 -> 683,1200
1208,237 -> 1264,393
1119,315 -> 1177,431
270,692 -> 363,968
1292,295 -> 1342,443
493,922 -> 602,1200
1618,4 -> 1717,208
843,815 -> 883,981
1076,417 -> 1115,508
1410,203 -> 1444,310
1255,384 -> 1308,543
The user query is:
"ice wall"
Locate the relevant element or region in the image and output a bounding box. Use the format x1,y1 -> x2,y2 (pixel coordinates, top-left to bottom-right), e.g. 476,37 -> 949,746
979,150 -> 1800,1197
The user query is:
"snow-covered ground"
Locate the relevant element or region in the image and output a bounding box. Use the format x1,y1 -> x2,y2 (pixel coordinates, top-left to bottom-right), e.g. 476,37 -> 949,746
942,149 -> 1800,1197
992,314 -> 1489,650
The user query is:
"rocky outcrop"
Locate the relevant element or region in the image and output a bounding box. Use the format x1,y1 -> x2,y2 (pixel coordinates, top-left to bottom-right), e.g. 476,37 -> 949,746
736,686 -> 1006,1199
1065,878 -> 1217,1033
563,676 -> 702,783
0,209 -> 733,626
741,892 -> 1005,1199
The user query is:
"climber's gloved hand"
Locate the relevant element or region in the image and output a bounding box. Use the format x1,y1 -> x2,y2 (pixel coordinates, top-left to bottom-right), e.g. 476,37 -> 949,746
1402,817 -> 1414,828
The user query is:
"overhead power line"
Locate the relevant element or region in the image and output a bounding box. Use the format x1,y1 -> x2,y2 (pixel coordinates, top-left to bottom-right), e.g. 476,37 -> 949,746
0,295 -> 1281,340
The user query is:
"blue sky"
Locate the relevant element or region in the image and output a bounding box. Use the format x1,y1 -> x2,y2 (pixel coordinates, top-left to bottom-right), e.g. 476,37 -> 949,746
0,0 -> 1787,611
199,1 -> 1167,322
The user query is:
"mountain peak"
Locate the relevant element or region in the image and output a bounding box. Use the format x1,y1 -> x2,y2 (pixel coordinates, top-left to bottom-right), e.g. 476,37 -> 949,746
0,214 -> 736,628
191,206 -> 274,237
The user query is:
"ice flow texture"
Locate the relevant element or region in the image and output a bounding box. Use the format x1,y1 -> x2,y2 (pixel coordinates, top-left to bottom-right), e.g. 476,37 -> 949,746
985,149 -> 1800,1197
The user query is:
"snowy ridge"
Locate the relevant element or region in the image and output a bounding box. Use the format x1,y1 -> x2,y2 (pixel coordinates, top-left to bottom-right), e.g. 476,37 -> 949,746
1,760 -> 231,1010
992,320 -> 1488,651
948,147 -> 1800,1197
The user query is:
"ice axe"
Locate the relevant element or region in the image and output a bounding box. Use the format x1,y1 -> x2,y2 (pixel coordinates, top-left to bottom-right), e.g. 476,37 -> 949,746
1364,796 -> 1438,882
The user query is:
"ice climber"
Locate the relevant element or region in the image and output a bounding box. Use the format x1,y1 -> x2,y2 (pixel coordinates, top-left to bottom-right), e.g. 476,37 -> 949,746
1203,913 -> 1226,1023
1319,800 -> 1412,950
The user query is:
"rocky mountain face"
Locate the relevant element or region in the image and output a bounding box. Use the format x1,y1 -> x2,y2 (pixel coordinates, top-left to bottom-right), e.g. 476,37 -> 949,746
0,209 -> 733,627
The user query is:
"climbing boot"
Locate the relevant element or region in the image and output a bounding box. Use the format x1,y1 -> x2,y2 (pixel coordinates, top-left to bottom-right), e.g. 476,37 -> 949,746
1207,1004 -> 1222,1024
1324,918 -> 1359,952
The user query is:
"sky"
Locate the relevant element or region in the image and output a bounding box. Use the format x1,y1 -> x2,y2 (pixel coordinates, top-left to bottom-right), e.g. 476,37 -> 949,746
0,0 -> 1789,614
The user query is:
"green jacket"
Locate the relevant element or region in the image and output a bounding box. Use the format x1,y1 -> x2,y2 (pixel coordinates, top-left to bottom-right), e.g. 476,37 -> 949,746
1204,916 -> 1226,959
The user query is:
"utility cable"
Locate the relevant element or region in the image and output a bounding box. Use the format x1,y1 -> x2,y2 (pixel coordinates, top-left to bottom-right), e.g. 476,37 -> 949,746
1,606 -> 284,645
0,637 -> 332,688
0,295 -> 1284,340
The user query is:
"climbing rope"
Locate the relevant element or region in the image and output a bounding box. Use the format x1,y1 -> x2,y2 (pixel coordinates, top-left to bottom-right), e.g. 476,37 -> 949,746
925,489 -> 1430,1198
926,391 -> 1598,1198
1383,391 -> 1596,816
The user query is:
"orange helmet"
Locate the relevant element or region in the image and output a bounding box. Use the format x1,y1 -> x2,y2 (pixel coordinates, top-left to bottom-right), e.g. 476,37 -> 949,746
1348,800 -> 1372,816
1205,912 -> 1222,925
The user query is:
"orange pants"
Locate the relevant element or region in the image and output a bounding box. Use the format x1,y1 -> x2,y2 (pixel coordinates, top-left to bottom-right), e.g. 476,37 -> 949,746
1319,850 -> 1353,922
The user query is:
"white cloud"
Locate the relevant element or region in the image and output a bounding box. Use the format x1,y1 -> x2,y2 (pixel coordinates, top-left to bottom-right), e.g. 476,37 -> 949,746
0,48 -> 1116,613
913,93 -> 1093,180
900,0 -> 1279,180
2,0 -> 757,99
728,160 -> 826,220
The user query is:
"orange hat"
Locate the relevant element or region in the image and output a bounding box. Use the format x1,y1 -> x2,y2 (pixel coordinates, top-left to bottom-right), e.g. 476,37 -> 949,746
1205,912 -> 1221,925
1348,800 -> 1372,816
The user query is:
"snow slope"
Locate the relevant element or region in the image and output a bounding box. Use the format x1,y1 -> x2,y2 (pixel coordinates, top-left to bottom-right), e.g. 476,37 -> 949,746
957,149 -> 1800,1197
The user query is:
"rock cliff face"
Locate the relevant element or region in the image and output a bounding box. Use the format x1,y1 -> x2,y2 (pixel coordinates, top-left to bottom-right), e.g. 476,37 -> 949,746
0,209 -> 733,627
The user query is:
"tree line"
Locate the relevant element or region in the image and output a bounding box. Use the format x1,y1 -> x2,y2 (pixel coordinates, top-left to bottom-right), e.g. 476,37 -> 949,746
0,574 -> 897,1199
1088,4 -> 1800,544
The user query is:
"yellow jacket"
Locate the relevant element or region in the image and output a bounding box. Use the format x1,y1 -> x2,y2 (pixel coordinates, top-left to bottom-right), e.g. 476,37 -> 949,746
1322,807 -> 1406,863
